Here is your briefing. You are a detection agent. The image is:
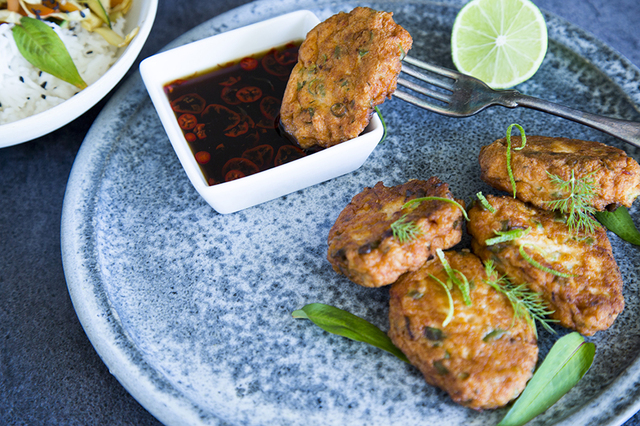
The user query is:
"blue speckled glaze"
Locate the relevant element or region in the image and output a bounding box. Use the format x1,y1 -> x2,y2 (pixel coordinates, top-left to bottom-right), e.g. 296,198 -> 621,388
61,1 -> 640,425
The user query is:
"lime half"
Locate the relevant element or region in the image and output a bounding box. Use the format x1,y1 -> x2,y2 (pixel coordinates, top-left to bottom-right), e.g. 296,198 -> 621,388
451,0 -> 548,89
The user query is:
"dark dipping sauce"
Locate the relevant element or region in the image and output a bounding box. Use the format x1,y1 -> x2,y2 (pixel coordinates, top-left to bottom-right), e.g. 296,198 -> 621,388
164,41 -> 310,186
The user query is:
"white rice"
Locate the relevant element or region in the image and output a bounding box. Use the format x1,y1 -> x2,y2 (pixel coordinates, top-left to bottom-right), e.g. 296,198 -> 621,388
0,18 -> 125,125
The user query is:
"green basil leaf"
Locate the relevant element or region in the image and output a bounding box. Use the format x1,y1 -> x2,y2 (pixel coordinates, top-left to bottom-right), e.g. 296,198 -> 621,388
595,206 -> 640,246
497,332 -> 595,426
12,16 -> 87,89
292,303 -> 409,363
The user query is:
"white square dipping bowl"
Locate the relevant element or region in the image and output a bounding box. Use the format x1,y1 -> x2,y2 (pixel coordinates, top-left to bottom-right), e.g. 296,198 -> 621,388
140,10 -> 383,214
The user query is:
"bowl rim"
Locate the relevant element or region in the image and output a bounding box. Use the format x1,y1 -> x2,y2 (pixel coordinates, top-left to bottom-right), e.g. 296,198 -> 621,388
0,0 -> 159,148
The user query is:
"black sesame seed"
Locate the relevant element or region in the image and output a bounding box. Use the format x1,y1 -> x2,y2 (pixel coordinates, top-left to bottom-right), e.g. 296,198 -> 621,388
41,94 -> 46,99
19,76 -> 24,83
87,50 -> 93,54
41,82 -> 47,89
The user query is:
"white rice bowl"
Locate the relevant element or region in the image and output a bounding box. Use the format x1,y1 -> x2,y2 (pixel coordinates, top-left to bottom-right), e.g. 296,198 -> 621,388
0,0 -> 157,147
0,19 -> 123,124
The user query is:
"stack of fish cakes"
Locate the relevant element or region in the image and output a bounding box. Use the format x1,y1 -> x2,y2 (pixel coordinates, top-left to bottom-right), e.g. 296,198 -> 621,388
326,134 -> 640,410
471,135 -> 640,336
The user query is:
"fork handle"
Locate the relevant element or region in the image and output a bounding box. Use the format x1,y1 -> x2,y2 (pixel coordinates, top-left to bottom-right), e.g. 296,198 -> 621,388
505,92 -> 640,149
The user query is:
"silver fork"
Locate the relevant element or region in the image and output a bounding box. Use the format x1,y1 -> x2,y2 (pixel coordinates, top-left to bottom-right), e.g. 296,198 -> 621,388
395,55 -> 640,148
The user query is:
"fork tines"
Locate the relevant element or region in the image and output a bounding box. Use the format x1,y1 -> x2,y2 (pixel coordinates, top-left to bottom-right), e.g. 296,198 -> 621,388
396,55 -> 457,114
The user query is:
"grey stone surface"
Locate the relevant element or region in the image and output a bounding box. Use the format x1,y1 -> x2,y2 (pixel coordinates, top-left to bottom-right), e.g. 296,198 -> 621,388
2,0 -> 640,425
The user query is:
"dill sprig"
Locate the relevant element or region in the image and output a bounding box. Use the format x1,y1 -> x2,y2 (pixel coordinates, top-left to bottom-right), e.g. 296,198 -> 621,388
391,214 -> 422,243
545,170 -> 600,235
483,260 -> 557,338
476,191 -> 496,213
436,249 -> 472,306
391,196 -> 468,243
428,274 -> 454,327
505,123 -> 527,198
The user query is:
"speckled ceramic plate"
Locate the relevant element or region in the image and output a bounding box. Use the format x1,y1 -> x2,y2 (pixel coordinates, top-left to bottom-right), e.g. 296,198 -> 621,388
61,1 -> 640,425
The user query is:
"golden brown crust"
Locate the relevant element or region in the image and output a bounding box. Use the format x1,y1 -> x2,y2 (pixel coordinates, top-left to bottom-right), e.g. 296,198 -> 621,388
479,135 -> 640,211
388,250 -> 538,410
467,195 -> 624,336
327,178 -> 463,287
280,7 -> 413,149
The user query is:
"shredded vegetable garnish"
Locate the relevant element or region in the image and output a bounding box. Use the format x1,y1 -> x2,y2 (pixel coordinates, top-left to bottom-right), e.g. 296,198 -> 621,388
476,191 -> 496,213
374,105 -> 387,143
428,273 -> 455,327
436,249 -> 472,306
519,244 -> 576,278
505,123 -> 527,198
402,196 -> 469,220
485,227 -> 531,246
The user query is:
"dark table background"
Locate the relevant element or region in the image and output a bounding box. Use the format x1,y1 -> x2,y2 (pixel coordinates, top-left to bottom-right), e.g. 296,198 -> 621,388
1,0 -> 639,424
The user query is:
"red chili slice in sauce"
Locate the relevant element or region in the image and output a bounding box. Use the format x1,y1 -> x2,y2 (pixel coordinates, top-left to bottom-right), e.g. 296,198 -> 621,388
243,130 -> 261,144
225,170 -> 245,181
256,118 -> 277,129
262,54 -> 289,76
243,115 -> 255,129
222,158 -> 259,181
221,86 -> 242,105
195,151 -> 211,164
259,96 -> 280,121
177,113 -> 197,130
164,41 -> 303,187
274,50 -> 297,65
240,57 -> 259,70
225,120 -> 249,137
274,145 -> 306,166
194,123 -> 206,139
170,93 -> 205,114
201,104 -> 241,131
242,144 -> 274,169
236,86 -> 263,103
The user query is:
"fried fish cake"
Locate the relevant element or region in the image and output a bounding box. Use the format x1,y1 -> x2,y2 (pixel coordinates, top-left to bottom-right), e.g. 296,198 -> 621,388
388,250 -> 538,410
327,178 -> 464,288
280,7 -> 413,149
479,135 -> 640,211
467,195 -> 624,336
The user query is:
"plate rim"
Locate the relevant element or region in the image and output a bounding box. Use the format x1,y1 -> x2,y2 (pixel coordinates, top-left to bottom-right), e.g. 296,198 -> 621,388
61,1 -> 640,425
